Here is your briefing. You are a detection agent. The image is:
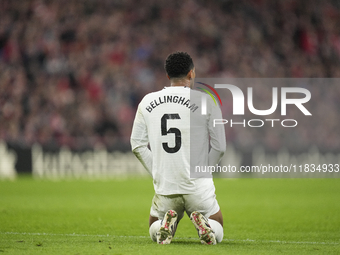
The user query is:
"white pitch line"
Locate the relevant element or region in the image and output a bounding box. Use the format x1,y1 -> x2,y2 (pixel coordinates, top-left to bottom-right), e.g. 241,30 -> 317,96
224,238 -> 339,245
0,232 -> 145,238
0,232 -> 338,245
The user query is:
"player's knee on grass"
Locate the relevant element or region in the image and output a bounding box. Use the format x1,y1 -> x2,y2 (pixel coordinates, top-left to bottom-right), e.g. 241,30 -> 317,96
208,219 -> 224,243
149,220 -> 162,242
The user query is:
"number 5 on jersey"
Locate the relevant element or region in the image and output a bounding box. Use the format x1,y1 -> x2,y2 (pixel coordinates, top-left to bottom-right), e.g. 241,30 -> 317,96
161,114 -> 181,153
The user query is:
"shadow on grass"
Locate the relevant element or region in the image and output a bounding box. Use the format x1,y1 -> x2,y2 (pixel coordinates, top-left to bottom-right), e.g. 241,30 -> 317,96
170,238 -> 254,246
171,239 -> 200,245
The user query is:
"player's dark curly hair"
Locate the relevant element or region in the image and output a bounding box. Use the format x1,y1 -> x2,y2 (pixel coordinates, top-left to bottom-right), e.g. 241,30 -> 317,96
165,52 -> 194,78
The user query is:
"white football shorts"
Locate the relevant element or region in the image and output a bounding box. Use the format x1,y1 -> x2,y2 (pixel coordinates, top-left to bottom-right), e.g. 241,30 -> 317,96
150,186 -> 220,221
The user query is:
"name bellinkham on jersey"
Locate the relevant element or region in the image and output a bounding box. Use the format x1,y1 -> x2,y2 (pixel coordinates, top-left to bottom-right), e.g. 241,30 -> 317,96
145,95 -> 199,113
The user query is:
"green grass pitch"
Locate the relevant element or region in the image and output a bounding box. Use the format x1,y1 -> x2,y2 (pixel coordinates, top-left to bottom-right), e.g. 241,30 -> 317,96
0,176 -> 339,254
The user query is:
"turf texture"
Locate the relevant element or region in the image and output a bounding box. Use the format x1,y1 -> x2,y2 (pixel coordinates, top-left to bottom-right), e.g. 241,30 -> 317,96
0,176 -> 339,254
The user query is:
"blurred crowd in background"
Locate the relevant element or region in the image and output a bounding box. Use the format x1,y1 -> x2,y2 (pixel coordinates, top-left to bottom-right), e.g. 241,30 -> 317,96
1,0 -> 340,152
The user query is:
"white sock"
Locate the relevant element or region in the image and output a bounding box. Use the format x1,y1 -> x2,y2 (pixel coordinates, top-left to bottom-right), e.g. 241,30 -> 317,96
149,220 -> 162,242
208,219 -> 224,243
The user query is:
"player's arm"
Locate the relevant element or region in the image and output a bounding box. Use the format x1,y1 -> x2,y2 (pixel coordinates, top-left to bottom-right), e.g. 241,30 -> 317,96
207,101 -> 226,166
130,105 -> 153,176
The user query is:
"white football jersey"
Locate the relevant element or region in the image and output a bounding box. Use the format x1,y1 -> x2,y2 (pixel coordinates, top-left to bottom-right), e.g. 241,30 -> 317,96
131,86 -> 226,195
